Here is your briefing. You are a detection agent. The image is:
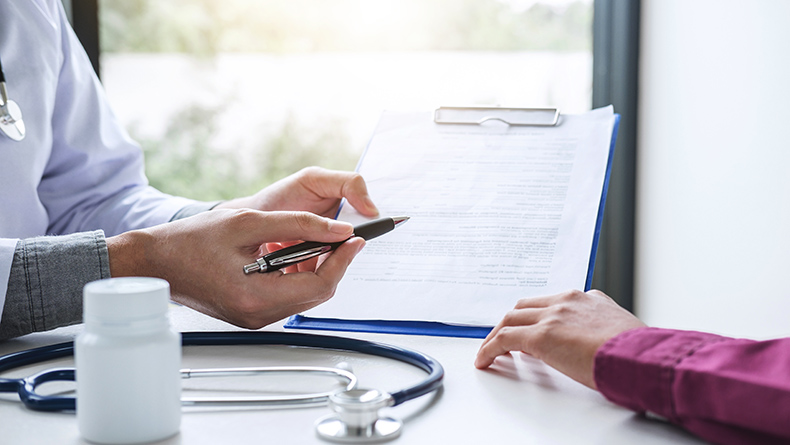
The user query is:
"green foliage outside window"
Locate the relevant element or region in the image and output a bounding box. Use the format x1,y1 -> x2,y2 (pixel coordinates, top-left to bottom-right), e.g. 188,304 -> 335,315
100,0 -> 592,55
100,0 -> 591,201
135,104 -> 359,201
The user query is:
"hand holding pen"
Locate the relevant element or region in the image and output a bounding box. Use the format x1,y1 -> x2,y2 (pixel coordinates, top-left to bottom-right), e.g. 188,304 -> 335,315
243,216 -> 409,274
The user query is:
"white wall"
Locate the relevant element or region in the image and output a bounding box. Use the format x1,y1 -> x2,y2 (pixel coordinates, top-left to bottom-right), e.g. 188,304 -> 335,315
636,0 -> 790,339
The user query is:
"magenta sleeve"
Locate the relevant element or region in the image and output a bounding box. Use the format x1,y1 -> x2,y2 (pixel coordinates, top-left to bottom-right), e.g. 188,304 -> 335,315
594,327 -> 790,444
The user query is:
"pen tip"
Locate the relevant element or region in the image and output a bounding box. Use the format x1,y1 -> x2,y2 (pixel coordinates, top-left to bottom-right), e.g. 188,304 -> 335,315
392,216 -> 410,227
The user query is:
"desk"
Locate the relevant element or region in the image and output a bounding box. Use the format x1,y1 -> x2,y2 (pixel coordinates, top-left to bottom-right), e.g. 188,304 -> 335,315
0,305 -> 702,444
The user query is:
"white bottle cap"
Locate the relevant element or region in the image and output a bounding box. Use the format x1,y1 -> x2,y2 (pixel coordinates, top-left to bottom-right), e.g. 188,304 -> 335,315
83,277 -> 171,324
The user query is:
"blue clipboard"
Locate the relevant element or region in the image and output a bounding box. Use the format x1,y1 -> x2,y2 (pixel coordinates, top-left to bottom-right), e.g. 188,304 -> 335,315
286,111 -> 621,339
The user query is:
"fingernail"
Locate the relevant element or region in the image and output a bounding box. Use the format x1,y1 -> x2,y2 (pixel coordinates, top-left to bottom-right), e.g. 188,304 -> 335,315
364,196 -> 379,215
353,237 -> 366,254
342,237 -> 366,257
329,220 -> 353,235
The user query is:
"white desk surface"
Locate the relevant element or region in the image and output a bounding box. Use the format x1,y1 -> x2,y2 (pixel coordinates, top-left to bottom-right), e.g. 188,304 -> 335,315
0,305 -> 703,445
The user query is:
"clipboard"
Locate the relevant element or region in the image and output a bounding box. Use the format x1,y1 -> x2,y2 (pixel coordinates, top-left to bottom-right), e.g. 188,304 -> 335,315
433,106 -> 560,127
286,106 -> 621,339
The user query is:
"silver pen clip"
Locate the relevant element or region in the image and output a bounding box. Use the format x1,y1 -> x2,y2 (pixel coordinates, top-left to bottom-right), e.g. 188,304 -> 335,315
269,245 -> 333,266
243,245 -> 333,274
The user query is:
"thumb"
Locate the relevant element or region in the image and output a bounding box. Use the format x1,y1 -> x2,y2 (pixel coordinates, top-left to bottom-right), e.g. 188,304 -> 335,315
241,211 -> 354,244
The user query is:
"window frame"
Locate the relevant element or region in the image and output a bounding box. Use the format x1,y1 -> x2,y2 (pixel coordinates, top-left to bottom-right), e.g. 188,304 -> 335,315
591,0 -> 640,311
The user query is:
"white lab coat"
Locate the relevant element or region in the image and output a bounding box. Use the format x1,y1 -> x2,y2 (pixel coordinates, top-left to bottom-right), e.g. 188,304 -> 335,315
0,1 -> 195,317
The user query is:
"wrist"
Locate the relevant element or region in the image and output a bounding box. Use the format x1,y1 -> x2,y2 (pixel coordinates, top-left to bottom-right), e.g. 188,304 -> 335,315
106,230 -> 154,278
213,196 -> 267,211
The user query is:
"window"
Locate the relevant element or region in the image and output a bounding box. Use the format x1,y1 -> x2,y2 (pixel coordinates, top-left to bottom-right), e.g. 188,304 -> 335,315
98,0 -> 593,201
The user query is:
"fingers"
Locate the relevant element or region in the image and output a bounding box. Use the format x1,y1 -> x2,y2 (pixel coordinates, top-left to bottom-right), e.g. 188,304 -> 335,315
512,291 -> 577,309
476,291 -> 573,350
476,290 -> 588,369
233,209 -> 353,245
585,289 -> 612,301
146,209 -> 366,332
315,237 -> 366,282
266,241 -> 318,273
302,167 -> 379,217
294,255 -> 319,273
475,326 -> 535,369
217,237 -> 365,329
479,307 -> 542,353
262,237 -> 365,307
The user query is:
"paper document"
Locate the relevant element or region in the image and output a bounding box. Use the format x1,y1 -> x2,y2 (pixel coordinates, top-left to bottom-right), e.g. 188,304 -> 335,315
304,106 -> 617,326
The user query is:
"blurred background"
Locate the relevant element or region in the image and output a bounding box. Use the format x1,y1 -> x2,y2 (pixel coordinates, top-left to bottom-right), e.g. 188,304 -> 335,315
62,0 -> 790,340
97,0 -> 593,201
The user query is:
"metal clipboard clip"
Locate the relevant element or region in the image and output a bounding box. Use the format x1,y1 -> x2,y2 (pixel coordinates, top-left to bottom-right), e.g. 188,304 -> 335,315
433,106 -> 560,127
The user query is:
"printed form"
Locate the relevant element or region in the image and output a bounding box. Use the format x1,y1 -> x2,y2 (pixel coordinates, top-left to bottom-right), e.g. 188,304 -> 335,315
305,106 -> 617,326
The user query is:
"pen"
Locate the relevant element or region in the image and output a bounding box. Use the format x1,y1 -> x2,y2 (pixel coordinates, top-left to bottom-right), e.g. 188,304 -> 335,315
243,216 -> 410,274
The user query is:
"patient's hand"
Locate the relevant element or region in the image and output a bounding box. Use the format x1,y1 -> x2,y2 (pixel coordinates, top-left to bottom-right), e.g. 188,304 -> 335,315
474,289 -> 646,389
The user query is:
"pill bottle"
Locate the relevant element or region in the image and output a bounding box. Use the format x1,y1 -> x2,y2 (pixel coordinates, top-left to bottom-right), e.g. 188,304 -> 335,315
75,277 -> 181,444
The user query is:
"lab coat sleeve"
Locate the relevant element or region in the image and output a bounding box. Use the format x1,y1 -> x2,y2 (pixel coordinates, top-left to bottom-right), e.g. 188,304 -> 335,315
38,1 -> 196,237
0,231 -> 110,340
594,327 -> 790,445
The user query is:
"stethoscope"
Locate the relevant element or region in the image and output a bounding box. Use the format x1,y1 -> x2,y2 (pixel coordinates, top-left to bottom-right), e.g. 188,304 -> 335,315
0,54 -> 26,141
0,331 -> 443,443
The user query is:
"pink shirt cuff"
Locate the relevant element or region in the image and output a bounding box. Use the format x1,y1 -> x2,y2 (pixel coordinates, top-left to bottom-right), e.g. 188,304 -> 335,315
593,327 -> 726,421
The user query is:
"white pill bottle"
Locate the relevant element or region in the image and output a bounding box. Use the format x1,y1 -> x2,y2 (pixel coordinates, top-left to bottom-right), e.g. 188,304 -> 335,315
76,277 -> 181,444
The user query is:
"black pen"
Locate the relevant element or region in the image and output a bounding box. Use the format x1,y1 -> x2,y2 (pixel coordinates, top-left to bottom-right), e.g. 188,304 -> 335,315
243,216 -> 410,274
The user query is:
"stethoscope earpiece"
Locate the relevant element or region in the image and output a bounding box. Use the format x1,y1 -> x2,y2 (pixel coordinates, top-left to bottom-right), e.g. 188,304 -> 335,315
0,53 -> 26,142
0,98 -> 26,141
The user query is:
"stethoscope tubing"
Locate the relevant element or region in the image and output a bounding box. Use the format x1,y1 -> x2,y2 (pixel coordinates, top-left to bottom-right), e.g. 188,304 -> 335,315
0,342 -> 73,391
183,331 -> 444,406
0,331 -> 444,412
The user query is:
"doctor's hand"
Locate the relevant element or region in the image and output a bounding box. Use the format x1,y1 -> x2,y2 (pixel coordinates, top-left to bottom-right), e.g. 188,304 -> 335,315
474,290 -> 646,389
215,167 -> 379,219
106,209 -> 365,329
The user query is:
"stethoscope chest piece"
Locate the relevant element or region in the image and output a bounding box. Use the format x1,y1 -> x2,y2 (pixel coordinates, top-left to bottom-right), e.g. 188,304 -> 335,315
0,99 -> 25,141
315,388 -> 402,443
